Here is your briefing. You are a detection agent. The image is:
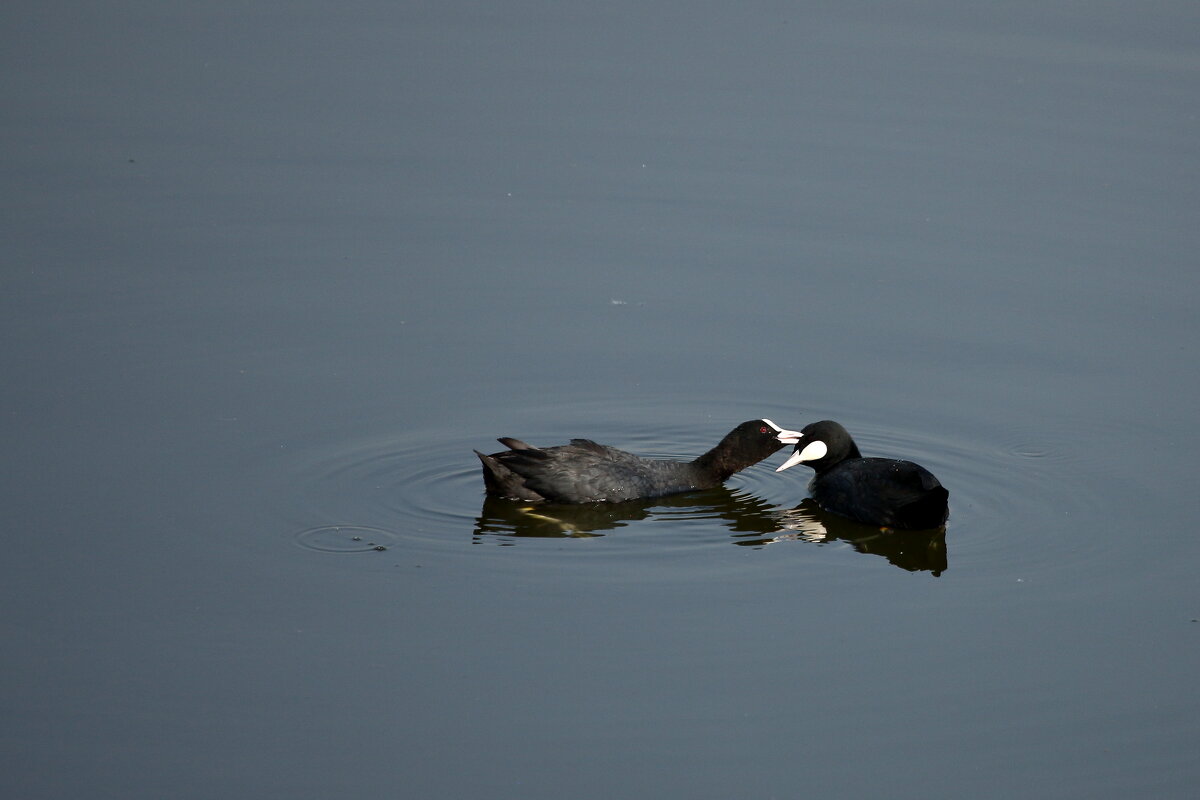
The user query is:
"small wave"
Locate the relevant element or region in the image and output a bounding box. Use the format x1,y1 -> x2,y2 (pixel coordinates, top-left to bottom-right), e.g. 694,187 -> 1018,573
293,525 -> 400,553
260,402 -> 1119,580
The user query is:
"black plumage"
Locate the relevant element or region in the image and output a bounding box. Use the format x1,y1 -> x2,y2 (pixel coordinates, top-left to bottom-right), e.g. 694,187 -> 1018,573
776,420 -> 949,529
476,419 -> 795,504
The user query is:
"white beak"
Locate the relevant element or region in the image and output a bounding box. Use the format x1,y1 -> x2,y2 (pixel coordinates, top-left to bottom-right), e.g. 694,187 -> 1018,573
761,418 -> 803,445
776,439 -> 827,472
774,429 -> 803,445
775,449 -> 807,472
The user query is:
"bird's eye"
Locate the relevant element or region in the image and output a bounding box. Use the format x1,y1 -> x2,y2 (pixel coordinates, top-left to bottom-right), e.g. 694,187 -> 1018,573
759,426 -> 768,433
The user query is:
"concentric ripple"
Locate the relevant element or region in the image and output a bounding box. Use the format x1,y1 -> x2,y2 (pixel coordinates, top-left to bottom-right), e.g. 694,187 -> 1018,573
283,429 -> 483,555
837,416 -> 1122,578
294,525 -> 399,553
266,402 -> 1119,579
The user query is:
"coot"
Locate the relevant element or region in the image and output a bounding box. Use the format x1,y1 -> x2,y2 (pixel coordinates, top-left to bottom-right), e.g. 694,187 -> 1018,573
775,420 -> 949,529
477,419 -> 801,503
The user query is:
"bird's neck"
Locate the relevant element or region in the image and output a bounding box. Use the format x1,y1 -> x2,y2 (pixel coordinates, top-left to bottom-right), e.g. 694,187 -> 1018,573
692,443 -> 746,481
811,442 -> 862,474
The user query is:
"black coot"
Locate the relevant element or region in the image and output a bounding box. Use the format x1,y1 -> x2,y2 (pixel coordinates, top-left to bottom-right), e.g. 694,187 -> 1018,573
775,420 -> 949,529
476,419 -> 801,503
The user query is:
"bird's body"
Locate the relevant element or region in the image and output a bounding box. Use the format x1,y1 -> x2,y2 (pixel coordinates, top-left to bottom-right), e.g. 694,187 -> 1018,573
476,419 -> 798,504
777,420 -> 948,529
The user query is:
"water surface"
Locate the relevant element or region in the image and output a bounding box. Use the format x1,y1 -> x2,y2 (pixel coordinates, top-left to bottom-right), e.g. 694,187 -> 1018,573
3,2 -> 1198,798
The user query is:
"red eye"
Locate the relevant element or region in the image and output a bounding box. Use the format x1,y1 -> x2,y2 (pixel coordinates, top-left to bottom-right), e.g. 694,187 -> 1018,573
760,426 -> 768,433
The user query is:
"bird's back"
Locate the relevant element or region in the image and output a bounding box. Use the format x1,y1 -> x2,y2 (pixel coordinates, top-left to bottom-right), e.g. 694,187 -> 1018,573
813,457 -> 948,529
481,439 -> 703,503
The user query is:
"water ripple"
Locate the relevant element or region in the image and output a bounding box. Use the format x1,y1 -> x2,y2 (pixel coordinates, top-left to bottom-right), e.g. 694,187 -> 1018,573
294,525 -> 399,554
268,406 -> 1118,579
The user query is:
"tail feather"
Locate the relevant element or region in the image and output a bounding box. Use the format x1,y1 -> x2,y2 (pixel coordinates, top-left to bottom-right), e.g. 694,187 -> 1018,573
477,448 -> 545,502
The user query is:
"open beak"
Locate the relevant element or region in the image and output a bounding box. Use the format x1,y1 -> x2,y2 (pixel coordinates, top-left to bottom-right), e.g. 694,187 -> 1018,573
774,428 -> 802,445
762,419 -> 803,445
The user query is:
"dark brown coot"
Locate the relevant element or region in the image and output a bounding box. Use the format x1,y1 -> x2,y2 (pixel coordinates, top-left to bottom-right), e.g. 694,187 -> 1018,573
476,419 -> 801,503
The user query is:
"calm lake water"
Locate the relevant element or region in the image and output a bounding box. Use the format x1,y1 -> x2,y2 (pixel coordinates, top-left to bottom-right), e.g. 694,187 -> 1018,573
4,2 -> 1198,798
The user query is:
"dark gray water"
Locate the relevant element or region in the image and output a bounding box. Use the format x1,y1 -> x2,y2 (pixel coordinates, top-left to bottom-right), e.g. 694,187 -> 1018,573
4,2 -> 1198,798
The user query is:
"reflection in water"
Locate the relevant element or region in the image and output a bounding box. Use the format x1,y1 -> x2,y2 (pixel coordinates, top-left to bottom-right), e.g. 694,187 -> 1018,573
473,487 -> 780,542
474,495 -> 642,539
473,492 -> 948,575
733,499 -> 948,576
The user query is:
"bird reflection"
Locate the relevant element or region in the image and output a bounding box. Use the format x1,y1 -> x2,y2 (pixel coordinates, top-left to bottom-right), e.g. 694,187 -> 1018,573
732,498 -> 948,576
473,492 -> 947,575
473,486 -> 779,541
473,494 -> 644,539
